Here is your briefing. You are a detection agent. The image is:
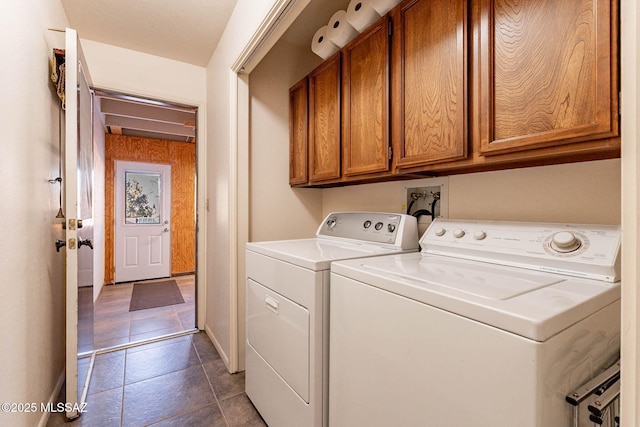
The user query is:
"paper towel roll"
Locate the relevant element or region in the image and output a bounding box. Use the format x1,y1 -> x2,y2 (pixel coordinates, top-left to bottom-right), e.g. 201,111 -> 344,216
346,0 -> 381,33
311,26 -> 339,60
326,10 -> 359,48
370,0 -> 402,16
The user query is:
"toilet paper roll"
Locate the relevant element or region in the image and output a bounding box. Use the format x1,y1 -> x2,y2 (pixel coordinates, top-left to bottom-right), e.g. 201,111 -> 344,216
326,10 -> 360,48
311,26 -> 339,60
346,0 -> 381,33
370,0 -> 403,16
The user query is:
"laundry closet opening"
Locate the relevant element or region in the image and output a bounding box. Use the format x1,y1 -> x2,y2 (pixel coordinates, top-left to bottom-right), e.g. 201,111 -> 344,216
90,89 -> 198,350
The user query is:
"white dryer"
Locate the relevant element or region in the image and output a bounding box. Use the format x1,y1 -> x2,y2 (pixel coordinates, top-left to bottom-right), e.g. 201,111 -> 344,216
329,218 -> 621,427
245,212 -> 419,427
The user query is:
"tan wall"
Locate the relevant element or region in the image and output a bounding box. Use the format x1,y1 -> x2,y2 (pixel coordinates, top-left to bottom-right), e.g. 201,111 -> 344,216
249,39 -> 324,243
323,159 -> 621,226
105,135 -> 196,283
0,2 -> 70,426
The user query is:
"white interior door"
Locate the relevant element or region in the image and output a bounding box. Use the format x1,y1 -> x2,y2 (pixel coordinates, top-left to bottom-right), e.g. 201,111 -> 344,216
115,161 -> 171,283
64,28 -> 93,420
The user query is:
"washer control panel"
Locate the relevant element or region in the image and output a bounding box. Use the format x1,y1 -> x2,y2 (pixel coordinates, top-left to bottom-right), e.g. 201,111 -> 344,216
317,212 -> 419,249
422,219 -> 621,282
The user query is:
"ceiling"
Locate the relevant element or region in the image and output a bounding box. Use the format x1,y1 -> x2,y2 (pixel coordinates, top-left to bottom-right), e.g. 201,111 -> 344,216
61,0 -> 237,142
60,0 -> 349,143
60,0 -> 238,67
94,91 -> 197,143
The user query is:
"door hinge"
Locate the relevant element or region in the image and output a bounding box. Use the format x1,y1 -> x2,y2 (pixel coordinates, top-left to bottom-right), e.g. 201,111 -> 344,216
388,146 -> 393,164
389,20 -> 393,37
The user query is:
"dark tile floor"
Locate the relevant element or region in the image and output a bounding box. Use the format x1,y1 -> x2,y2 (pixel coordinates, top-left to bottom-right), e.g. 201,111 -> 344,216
83,275 -> 197,353
47,332 -> 266,427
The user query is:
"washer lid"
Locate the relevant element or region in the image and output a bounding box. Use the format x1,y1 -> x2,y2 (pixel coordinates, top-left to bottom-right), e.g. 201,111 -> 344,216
331,253 -> 620,341
246,238 -> 411,271
368,256 -> 566,300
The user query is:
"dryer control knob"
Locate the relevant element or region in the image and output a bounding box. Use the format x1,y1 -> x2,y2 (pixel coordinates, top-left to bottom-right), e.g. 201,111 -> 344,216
474,230 -> 487,240
453,229 -> 465,238
434,228 -> 446,237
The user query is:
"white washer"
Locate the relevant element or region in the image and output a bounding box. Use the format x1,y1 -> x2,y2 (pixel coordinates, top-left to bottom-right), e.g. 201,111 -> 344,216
329,218 -> 621,427
245,212 -> 419,427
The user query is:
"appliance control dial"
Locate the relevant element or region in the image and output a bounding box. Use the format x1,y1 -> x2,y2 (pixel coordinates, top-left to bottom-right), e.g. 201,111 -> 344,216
474,230 -> 487,240
453,229 -> 465,238
550,231 -> 581,252
388,224 -> 396,233
434,228 -> 446,237
363,220 -> 372,229
374,222 -> 384,231
326,218 -> 337,229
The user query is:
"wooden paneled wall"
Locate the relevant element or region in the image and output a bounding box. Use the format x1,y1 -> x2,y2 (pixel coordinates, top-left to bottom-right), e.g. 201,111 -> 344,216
105,134 -> 196,283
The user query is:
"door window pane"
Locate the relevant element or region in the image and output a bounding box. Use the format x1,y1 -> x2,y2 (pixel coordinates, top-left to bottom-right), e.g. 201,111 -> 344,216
125,172 -> 161,224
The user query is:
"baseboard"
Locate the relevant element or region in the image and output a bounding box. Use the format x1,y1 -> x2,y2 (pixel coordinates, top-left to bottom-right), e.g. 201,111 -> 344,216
204,324 -> 234,373
37,370 -> 65,427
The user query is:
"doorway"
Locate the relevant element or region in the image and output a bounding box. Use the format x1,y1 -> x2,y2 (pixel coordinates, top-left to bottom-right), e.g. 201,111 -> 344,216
93,90 -> 198,350
115,161 -> 172,283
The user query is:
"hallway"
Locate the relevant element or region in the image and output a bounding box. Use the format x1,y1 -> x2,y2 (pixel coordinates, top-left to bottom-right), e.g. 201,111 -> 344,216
47,332 -> 265,426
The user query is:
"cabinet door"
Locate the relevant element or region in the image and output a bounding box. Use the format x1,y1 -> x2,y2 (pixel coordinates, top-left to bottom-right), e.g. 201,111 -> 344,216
342,16 -> 390,177
289,78 -> 308,186
309,53 -> 341,183
392,0 -> 468,168
478,0 -> 618,155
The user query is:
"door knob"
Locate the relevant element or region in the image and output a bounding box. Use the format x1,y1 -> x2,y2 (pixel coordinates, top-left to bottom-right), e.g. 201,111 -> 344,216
55,239 -> 66,252
163,228 -> 169,232
78,238 -> 93,250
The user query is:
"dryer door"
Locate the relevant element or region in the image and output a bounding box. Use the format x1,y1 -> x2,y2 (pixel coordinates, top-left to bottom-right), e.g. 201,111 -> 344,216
247,279 -> 310,402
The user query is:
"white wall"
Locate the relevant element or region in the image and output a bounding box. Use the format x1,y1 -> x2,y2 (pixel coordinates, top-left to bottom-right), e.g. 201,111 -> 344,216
205,0 -> 290,372
92,97 -> 106,301
620,0 -> 640,419
0,1 -> 69,426
79,39 -> 206,105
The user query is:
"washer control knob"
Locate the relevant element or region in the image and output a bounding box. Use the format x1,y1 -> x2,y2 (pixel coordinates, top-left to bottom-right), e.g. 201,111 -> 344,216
453,229 -> 465,238
326,219 -> 337,229
434,228 -> 446,237
374,222 -> 384,231
474,230 -> 487,240
363,220 -> 372,229
551,231 -> 580,251
387,224 -> 396,233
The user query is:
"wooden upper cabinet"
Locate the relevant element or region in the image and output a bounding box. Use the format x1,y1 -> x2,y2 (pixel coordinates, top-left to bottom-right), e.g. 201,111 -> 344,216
392,0 -> 468,169
342,16 -> 390,177
308,53 -> 342,183
289,77 -> 308,186
478,0 -> 619,155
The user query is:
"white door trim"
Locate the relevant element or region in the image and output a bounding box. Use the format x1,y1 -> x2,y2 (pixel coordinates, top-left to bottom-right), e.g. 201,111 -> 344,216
621,0 -> 640,420
226,0 -> 311,374
86,84 -> 206,328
